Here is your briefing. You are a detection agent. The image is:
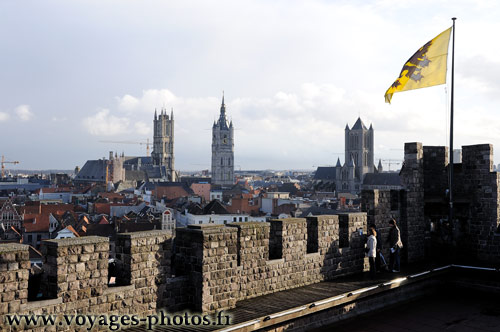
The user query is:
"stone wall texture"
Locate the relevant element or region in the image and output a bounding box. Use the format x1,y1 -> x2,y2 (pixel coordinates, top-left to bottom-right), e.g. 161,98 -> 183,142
0,231 -> 179,331
174,214 -> 368,312
362,142 -> 500,265
1,213 -> 370,330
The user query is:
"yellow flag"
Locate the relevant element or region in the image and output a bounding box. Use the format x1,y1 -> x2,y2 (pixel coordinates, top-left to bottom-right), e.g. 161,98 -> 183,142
385,27 -> 452,103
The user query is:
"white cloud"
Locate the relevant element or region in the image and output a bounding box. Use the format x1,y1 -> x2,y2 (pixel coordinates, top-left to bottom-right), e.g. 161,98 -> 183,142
116,89 -> 177,114
0,112 -> 9,122
15,105 -> 33,121
117,94 -> 139,112
83,109 -> 130,136
3,0 -> 500,168
51,116 -> 67,122
134,121 -> 151,135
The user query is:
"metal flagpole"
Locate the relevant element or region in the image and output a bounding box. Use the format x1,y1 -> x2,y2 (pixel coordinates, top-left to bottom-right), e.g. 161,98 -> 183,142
449,17 -> 456,228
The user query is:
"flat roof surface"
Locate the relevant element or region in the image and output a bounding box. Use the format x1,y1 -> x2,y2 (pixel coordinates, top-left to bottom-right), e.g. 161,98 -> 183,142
311,290 -> 500,332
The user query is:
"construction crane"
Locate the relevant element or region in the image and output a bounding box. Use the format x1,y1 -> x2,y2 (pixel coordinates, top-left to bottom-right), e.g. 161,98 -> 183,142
382,159 -> 402,171
1,155 -> 20,178
99,138 -> 152,156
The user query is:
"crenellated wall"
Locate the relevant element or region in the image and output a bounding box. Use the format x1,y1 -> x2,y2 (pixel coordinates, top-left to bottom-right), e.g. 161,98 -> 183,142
461,144 -> 500,261
1,213 -> 369,329
0,244 -> 30,315
362,142 -> 500,265
174,214 -> 368,312
0,231 -> 177,331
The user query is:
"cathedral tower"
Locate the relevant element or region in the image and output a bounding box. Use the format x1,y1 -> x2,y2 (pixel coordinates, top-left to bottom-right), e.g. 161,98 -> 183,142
344,117 -> 374,182
152,108 -> 175,181
211,94 -> 234,187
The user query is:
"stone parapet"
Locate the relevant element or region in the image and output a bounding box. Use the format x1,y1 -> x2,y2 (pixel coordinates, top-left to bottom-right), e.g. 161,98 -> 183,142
363,142 -> 500,265
42,236 -> 109,301
1,231 -> 175,331
1,215 -> 372,330
0,243 -> 29,315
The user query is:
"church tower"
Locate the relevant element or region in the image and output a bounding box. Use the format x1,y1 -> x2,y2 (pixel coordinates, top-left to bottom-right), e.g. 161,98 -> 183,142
152,108 -> 175,181
211,94 -> 234,187
344,117 -> 374,182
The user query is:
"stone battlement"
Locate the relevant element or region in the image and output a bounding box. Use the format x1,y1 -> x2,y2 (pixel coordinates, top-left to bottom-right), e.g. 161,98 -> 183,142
362,142 -> 500,265
0,214 -> 369,331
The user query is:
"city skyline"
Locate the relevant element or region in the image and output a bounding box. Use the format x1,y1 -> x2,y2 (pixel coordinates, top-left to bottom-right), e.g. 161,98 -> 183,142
1,0 -> 500,171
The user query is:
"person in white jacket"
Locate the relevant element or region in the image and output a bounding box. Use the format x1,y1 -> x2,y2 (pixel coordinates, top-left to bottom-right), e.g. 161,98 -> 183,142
367,227 -> 377,279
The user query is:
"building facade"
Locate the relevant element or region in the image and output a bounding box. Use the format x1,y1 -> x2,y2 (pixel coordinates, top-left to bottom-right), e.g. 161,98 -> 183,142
345,117 -> 374,181
211,95 -> 234,187
0,198 -> 22,229
152,108 -> 175,181
314,117 -> 375,194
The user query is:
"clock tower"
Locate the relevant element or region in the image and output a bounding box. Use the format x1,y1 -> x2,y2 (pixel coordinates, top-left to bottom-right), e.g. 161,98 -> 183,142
211,93 -> 234,187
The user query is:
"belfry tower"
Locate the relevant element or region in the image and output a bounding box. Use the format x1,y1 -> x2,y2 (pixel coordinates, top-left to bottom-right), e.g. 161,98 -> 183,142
211,93 -> 234,187
152,108 -> 175,181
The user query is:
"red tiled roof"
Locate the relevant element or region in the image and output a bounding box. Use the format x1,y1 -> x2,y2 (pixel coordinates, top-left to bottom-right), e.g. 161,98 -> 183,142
23,214 -> 50,233
65,225 -> 80,237
21,202 -> 74,215
98,216 -> 109,225
95,203 -> 111,215
98,192 -> 124,200
21,203 -> 74,233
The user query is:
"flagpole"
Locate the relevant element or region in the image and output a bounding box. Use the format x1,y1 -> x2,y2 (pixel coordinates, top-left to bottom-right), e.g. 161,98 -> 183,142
449,17 -> 456,230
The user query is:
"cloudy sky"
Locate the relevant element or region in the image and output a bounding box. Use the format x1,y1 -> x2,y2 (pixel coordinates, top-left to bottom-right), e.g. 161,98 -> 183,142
1,0 -> 499,172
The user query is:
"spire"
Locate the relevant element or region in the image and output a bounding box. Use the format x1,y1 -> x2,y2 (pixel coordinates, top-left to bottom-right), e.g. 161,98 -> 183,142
218,91 -> 228,129
220,91 -> 226,116
345,123 -> 350,130
154,108 -> 157,120
369,123 -> 373,130
378,159 -> 383,172
336,157 -> 341,167
352,117 -> 367,130
171,107 -> 174,120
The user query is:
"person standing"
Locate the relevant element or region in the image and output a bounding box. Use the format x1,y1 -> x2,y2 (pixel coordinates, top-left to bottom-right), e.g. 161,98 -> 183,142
367,227 -> 377,279
387,218 -> 403,272
369,223 -> 386,272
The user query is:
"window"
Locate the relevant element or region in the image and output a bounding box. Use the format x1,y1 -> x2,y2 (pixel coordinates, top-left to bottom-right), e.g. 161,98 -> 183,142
36,235 -> 41,242
269,221 -> 283,260
339,216 -> 349,248
390,190 -> 399,211
306,218 -> 319,253
221,158 -> 223,166
28,235 -> 32,242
